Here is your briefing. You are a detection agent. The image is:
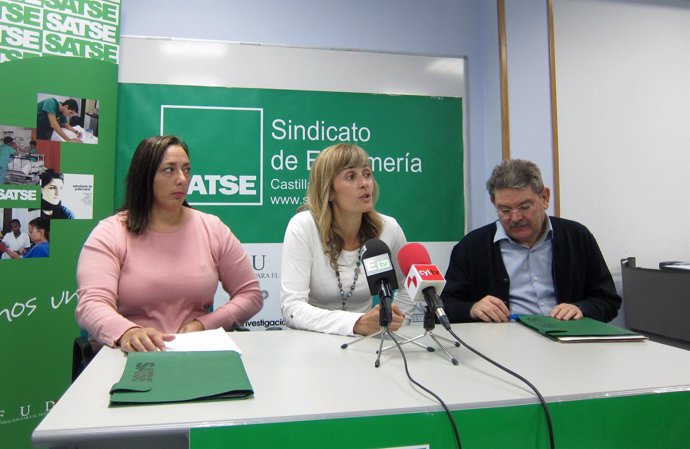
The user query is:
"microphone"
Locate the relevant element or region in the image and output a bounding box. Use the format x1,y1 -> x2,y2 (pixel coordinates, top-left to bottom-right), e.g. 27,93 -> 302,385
361,238 -> 398,327
397,242 -> 451,330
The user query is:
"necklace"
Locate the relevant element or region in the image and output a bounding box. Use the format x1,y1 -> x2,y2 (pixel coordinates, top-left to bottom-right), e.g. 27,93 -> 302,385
335,247 -> 363,310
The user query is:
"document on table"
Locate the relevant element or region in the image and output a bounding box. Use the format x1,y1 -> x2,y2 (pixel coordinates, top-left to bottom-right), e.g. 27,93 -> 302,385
51,125 -> 99,144
110,328 -> 252,406
110,350 -> 253,405
164,327 -> 242,354
517,315 -> 648,343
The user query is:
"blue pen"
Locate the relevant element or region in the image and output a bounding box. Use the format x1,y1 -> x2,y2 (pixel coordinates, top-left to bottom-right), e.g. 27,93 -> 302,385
508,314 -> 522,321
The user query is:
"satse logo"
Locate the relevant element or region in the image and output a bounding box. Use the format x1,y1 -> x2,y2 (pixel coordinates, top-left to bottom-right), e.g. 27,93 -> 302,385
161,105 -> 263,206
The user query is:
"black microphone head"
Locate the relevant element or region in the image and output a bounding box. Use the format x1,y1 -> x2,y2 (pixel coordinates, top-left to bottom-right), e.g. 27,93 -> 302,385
361,238 -> 399,295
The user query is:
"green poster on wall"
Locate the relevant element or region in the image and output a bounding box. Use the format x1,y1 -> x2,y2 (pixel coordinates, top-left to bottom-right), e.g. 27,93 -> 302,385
116,83 -> 465,244
0,2 -> 120,448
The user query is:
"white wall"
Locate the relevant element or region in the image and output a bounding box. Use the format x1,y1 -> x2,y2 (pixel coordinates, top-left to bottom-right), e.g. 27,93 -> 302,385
553,0 -> 690,285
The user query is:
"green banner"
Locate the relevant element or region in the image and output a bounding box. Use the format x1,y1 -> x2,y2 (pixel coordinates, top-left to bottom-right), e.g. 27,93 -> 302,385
0,0 -> 119,63
191,391 -> 690,449
0,2 -> 120,448
116,83 -> 464,243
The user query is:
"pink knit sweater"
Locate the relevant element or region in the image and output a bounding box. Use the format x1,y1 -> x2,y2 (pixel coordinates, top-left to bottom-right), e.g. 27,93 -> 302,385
76,209 -> 262,347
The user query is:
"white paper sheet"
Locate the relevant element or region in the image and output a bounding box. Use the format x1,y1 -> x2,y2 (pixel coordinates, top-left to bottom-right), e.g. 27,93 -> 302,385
164,327 -> 242,354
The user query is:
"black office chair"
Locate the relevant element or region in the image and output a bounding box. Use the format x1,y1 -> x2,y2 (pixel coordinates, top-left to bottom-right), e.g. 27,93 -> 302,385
71,333 -> 95,382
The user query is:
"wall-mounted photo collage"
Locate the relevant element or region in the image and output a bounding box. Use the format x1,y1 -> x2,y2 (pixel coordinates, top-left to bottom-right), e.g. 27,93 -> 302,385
0,93 -> 97,260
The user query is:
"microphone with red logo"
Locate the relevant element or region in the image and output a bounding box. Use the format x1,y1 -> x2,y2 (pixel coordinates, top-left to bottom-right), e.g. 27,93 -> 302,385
397,242 -> 451,330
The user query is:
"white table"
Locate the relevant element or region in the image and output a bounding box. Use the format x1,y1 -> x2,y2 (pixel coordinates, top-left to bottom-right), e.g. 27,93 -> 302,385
32,323 -> 690,449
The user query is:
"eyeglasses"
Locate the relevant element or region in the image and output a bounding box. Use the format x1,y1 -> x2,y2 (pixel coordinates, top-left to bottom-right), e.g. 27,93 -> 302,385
496,202 -> 534,218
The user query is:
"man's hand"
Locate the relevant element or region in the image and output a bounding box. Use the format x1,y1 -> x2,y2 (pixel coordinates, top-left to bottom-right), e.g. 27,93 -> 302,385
470,295 -> 510,322
550,303 -> 583,320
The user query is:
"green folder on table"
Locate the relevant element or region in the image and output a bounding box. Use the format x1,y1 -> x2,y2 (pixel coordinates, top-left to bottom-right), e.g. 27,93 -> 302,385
109,350 -> 253,406
517,315 -> 648,343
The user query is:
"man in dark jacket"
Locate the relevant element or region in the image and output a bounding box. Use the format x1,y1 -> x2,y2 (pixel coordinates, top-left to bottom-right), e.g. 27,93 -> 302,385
441,159 -> 621,323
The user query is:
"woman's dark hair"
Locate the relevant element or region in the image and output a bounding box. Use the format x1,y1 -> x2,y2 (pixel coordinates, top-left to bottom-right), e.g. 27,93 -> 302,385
120,135 -> 190,234
39,169 -> 64,188
29,217 -> 50,241
3,136 -> 13,144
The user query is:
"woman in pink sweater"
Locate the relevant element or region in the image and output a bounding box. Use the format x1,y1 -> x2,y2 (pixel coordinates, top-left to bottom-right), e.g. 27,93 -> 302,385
76,136 -> 263,352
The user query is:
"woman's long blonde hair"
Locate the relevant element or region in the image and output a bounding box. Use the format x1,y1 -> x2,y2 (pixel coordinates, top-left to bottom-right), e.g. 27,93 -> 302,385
300,143 -> 383,270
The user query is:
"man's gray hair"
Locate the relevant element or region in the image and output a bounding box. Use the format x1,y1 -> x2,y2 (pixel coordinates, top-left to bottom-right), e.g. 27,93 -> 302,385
486,159 -> 545,201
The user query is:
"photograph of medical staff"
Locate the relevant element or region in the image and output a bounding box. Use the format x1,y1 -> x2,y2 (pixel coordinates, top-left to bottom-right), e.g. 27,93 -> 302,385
36,93 -> 100,144
0,126 -> 61,186
0,218 -> 31,259
0,209 -> 42,261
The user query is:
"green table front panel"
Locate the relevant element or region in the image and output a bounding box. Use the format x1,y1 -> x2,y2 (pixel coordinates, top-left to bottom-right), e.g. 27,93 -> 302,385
191,391 -> 690,449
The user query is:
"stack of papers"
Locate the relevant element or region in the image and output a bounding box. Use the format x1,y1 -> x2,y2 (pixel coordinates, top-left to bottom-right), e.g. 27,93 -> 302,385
518,315 -> 648,343
659,261 -> 690,271
164,327 -> 242,353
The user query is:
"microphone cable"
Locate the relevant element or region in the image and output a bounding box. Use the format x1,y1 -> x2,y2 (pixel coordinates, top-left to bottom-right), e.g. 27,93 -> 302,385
384,327 -> 463,449
446,327 -> 556,449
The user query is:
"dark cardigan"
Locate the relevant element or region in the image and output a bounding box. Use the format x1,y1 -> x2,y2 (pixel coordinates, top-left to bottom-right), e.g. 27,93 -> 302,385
440,216 -> 621,323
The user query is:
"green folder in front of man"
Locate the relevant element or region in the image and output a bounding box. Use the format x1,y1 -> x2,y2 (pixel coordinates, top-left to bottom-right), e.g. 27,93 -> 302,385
517,315 -> 648,343
109,350 -> 253,406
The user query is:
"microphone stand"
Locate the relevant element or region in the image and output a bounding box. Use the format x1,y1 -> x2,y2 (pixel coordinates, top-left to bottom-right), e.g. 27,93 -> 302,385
373,294 -> 393,368
341,284 -> 432,367
380,304 -> 460,365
